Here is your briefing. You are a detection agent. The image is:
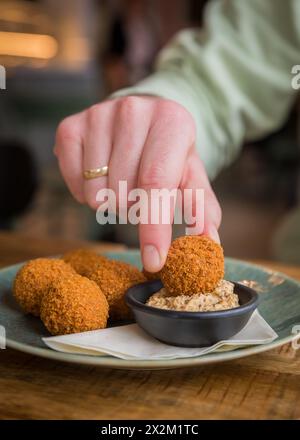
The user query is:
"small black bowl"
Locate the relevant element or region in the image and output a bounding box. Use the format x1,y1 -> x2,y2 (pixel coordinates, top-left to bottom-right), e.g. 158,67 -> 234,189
125,280 -> 259,347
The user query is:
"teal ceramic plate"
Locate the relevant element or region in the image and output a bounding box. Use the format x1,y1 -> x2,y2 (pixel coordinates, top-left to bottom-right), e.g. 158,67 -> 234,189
0,251 -> 300,370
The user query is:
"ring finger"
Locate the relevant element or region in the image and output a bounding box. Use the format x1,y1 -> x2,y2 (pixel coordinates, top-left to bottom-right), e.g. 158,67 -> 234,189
83,103 -> 114,209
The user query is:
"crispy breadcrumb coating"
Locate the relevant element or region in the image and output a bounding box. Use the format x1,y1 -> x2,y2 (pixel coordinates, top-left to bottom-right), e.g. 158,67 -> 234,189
40,274 -> 108,335
160,235 -> 224,295
90,261 -> 146,321
142,268 -> 161,281
63,248 -> 108,277
13,258 -> 76,316
147,280 -> 238,311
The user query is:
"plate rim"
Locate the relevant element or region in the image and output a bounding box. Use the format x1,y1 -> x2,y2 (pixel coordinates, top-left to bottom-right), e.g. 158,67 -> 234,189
5,332 -> 300,370
1,254 -> 300,370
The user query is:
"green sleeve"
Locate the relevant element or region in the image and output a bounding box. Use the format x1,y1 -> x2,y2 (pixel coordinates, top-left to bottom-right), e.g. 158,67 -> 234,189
111,0 -> 300,179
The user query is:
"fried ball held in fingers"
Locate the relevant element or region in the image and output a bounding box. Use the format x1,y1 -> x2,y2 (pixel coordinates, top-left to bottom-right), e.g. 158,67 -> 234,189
160,235 -> 224,295
90,261 -> 146,321
40,274 -> 109,335
13,258 -> 76,316
142,268 -> 161,281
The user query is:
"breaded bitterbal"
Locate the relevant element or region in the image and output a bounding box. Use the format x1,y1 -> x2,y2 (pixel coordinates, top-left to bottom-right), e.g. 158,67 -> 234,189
160,235 -> 224,295
13,258 -> 76,316
90,261 -> 146,321
40,274 -> 109,335
63,248 -> 108,277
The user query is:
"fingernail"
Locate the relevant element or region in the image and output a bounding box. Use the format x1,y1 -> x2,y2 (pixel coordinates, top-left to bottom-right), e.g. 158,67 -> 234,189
209,227 -> 220,244
142,245 -> 161,272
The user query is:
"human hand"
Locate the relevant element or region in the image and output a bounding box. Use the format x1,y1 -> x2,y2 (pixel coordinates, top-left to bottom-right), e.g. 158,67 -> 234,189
55,96 -> 221,272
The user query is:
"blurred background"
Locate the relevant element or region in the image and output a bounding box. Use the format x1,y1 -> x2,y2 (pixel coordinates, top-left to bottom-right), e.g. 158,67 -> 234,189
0,0 -> 299,263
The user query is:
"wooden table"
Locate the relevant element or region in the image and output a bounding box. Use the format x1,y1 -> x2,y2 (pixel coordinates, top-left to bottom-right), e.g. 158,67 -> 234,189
0,232 -> 299,420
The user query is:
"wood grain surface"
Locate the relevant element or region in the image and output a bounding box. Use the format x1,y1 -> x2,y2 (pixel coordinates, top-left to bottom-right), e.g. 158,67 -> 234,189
0,232 -> 299,420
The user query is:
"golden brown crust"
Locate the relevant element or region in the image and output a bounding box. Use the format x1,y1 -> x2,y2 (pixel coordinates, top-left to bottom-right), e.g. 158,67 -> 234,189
63,248 -> 108,277
142,268 -> 161,281
13,258 -> 76,316
90,261 -> 146,321
40,274 -> 108,335
160,235 -> 224,295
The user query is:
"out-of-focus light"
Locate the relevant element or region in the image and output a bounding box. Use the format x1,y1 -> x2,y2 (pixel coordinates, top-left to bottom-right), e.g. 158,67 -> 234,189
0,32 -> 58,59
62,37 -> 90,64
0,9 -> 31,24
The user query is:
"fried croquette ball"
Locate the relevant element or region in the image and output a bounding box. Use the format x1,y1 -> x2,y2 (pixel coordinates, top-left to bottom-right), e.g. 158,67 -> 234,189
63,248 -> 108,277
13,258 -> 75,316
142,268 -> 161,281
90,261 -> 146,321
160,235 -> 224,296
40,274 -> 109,335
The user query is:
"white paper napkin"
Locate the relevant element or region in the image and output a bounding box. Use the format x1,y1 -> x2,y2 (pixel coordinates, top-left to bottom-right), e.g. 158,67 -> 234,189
42,311 -> 277,360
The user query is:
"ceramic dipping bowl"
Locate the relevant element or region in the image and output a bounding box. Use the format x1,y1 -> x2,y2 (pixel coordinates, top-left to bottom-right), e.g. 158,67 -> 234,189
125,280 -> 259,347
